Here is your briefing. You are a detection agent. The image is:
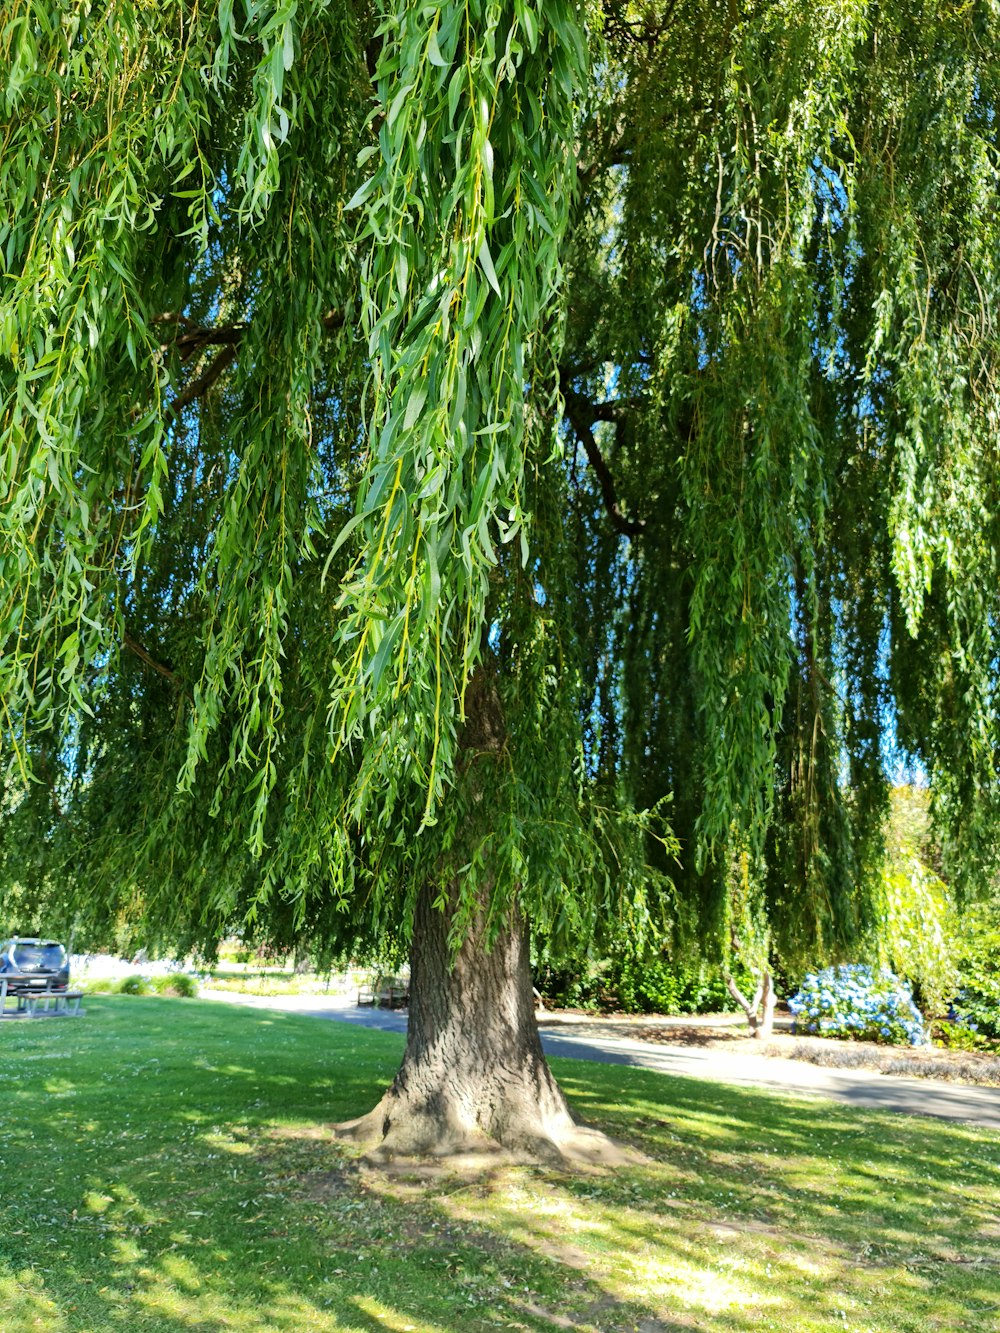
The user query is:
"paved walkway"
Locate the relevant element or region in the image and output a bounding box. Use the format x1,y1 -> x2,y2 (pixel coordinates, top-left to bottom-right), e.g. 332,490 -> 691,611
200,990 -> 1000,1131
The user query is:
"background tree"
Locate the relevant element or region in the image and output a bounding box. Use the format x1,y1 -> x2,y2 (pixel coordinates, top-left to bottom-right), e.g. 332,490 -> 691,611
3,1 -> 1000,1159
874,787 -> 956,1017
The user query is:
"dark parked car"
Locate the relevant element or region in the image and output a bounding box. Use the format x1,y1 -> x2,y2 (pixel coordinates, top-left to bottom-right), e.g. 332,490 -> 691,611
0,939 -> 70,994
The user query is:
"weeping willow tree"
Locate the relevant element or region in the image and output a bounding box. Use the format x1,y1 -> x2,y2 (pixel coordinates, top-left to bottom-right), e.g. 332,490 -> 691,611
3,1 -> 1000,1159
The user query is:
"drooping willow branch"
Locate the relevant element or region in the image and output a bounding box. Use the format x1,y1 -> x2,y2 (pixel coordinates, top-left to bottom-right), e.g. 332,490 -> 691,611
322,0 -> 588,826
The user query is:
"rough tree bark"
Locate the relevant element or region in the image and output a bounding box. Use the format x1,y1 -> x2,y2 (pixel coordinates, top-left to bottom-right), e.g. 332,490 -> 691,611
337,669 -> 623,1166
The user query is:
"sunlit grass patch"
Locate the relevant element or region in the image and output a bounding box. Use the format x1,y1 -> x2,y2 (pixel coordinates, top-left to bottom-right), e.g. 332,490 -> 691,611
202,967 -> 360,997
0,997 -> 997,1332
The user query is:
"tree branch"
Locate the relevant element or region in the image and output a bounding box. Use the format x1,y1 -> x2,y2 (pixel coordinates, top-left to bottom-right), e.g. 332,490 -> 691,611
122,631 -> 188,695
724,971 -> 760,1033
159,308 -> 346,421
165,344 -> 238,422
173,324 -> 247,362
154,312 -> 246,361
561,380 -> 645,537
589,397 -> 644,424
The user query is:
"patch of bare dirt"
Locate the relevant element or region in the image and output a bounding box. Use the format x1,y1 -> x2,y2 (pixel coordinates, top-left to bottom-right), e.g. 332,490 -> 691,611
541,1015 -> 734,1047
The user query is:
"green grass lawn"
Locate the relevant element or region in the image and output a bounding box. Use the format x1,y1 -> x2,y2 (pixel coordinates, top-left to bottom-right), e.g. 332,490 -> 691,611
1,998 -> 998,1333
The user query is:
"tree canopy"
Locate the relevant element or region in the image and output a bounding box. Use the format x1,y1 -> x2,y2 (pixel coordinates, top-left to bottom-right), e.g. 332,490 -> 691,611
3,0 -> 1000,982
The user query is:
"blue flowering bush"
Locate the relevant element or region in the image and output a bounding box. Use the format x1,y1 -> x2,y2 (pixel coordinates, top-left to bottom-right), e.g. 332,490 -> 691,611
788,964 -> 927,1046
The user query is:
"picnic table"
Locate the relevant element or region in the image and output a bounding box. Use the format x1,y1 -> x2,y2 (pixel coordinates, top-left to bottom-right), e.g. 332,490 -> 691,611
0,977 -> 84,1017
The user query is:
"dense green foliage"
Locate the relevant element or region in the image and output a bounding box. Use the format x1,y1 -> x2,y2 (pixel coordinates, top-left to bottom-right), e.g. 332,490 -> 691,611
949,903 -> 1000,1041
114,973 -> 150,996
567,3 -> 1000,965
3,3 -> 1000,972
871,787 -> 957,1013
536,952 -> 748,1015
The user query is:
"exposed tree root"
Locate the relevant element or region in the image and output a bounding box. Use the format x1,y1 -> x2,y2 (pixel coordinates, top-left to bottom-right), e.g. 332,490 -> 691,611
335,1091 -> 633,1171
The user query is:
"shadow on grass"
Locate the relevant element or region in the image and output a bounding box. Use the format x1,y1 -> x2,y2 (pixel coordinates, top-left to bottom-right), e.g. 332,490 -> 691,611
0,997 -> 997,1332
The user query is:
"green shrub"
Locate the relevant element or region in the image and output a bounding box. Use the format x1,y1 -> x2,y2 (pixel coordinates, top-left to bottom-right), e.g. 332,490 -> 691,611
877,857 -> 957,1015
536,955 -> 748,1015
115,974 -> 149,995
950,905 -> 1000,1038
150,972 -> 199,997
951,987 -> 1000,1040
932,1019 -> 999,1053
80,977 -> 116,994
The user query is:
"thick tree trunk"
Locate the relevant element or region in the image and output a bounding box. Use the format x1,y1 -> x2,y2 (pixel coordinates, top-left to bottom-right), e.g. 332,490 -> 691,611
338,883 -> 617,1163
337,668 -> 623,1166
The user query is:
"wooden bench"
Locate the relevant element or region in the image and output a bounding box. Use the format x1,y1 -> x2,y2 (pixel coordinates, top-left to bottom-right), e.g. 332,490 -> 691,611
0,978 -> 83,1017
357,974 -> 409,1009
